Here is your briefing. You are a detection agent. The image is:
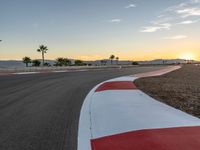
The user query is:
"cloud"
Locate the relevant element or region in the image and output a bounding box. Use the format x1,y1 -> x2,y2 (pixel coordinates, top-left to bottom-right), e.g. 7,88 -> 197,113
109,19 -> 122,23
191,0 -> 200,3
125,4 -> 136,9
141,23 -> 171,33
141,0 -> 200,33
163,35 -> 187,40
178,20 -> 198,24
167,0 -> 200,18
176,8 -> 200,17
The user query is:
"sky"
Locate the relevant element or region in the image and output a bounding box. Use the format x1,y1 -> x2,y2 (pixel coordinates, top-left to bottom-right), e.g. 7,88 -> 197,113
0,0 -> 200,61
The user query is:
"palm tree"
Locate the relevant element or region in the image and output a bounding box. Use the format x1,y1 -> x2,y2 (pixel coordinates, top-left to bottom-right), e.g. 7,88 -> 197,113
116,57 -> 119,65
110,55 -> 115,65
22,56 -> 31,67
37,45 -> 48,66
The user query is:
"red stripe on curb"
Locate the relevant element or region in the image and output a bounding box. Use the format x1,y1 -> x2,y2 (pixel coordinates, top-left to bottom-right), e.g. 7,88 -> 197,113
91,126 -> 200,150
0,73 -> 14,76
95,81 -> 137,92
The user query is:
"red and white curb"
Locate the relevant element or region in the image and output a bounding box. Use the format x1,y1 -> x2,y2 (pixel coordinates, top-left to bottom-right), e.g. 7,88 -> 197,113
78,66 -> 200,150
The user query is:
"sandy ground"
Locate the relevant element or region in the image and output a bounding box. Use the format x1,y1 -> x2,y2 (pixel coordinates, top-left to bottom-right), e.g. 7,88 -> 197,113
135,64 -> 200,118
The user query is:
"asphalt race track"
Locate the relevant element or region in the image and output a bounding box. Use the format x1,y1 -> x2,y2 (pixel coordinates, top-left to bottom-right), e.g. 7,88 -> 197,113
0,66 -> 166,150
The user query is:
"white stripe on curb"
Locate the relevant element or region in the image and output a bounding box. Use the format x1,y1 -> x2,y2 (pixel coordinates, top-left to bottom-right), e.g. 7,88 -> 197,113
78,83 -> 103,150
91,90 -> 200,139
78,76 -> 137,150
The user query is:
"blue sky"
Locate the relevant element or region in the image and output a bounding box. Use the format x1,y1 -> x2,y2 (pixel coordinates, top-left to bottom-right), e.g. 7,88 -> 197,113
0,0 -> 200,60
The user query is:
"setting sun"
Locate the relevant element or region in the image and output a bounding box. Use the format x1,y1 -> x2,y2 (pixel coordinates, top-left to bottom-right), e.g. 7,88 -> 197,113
179,53 -> 196,60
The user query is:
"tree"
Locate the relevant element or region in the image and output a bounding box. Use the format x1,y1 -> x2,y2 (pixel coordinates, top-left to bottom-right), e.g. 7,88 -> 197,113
63,58 -> 71,66
22,56 -> 31,67
116,57 -> 119,65
132,61 -> 139,65
55,58 -> 63,66
44,62 -> 51,67
32,60 -> 41,67
37,45 -> 48,66
75,60 -> 85,66
55,57 -> 71,66
109,55 -> 115,65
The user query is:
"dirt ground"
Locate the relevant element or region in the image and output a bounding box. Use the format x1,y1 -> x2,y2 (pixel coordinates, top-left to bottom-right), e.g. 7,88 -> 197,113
135,64 -> 200,118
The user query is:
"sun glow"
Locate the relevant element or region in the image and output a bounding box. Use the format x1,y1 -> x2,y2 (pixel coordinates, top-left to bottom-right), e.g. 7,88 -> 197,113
179,53 -> 196,60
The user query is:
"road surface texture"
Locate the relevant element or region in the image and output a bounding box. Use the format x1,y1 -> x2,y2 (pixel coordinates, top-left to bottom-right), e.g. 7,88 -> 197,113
0,66 -> 166,150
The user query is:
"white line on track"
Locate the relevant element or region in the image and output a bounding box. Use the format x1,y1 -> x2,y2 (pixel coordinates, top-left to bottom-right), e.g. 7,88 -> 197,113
14,72 -> 39,75
52,70 -> 68,73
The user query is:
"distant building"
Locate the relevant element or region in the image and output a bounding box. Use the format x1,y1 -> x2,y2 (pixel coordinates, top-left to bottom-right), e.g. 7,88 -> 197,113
83,59 -> 133,66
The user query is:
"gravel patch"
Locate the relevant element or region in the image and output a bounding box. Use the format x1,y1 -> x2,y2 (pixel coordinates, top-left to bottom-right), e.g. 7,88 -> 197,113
135,65 -> 200,118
